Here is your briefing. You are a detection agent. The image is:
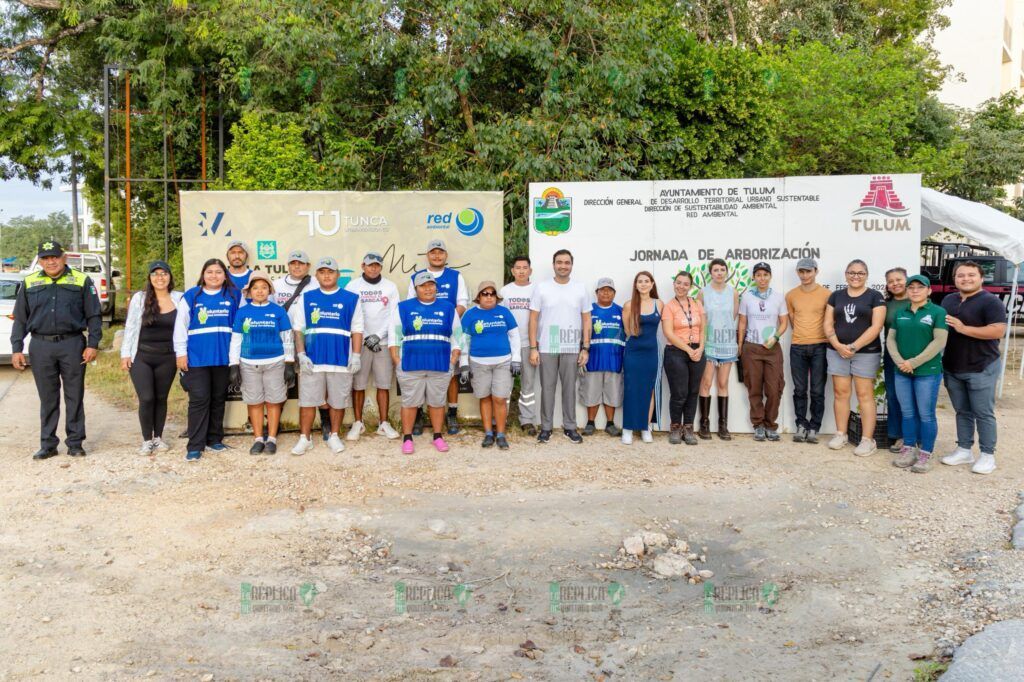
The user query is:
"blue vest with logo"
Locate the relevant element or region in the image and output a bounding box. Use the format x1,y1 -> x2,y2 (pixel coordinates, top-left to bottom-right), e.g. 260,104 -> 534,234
587,303 -> 625,372
411,268 -> 460,305
301,287 -> 359,367
397,298 -> 456,372
183,286 -> 241,367
233,302 -> 290,361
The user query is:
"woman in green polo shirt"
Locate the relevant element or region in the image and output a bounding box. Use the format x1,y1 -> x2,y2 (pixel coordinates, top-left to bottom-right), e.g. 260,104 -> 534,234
886,274 -> 948,473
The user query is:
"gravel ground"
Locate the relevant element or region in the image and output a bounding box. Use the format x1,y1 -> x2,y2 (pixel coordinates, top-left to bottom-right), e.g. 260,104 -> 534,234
0,356 -> 1022,680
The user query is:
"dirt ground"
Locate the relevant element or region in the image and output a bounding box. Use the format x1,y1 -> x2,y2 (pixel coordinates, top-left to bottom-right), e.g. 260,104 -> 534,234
1,356 -> 1023,681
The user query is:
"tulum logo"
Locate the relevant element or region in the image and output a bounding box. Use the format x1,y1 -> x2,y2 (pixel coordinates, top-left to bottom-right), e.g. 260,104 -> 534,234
851,176 -> 911,233
533,187 -> 571,236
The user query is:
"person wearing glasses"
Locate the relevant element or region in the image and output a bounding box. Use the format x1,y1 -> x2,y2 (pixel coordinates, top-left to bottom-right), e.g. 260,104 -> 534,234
823,259 -> 885,456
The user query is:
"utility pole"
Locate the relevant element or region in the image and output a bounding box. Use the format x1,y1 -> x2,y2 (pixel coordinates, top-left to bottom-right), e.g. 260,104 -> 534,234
70,155 -> 81,251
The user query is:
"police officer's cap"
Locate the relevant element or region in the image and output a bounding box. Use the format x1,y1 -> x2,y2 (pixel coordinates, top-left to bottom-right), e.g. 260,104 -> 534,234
37,240 -> 65,258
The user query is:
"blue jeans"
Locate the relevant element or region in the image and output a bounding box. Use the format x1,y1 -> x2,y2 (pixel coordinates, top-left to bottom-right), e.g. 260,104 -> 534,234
943,360 -> 1000,455
882,351 -> 903,440
790,343 -> 827,431
893,372 -> 941,453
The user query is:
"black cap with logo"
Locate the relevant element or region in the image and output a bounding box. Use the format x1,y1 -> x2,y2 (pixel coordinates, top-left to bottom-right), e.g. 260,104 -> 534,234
37,240 -> 65,258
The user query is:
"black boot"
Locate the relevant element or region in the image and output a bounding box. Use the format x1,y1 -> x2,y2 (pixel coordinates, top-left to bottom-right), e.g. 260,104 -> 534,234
717,396 -> 732,440
412,409 -> 424,436
697,396 -> 712,440
319,407 -> 332,441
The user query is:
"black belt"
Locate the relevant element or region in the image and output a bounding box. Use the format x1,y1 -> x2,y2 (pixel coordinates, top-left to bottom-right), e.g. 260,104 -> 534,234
33,333 -> 84,343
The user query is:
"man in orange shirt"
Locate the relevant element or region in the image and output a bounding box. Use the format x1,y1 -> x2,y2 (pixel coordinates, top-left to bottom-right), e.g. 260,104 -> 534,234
785,258 -> 831,444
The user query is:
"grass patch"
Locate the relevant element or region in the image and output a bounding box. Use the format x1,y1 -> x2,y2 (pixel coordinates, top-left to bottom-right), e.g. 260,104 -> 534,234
912,661 -> 949,681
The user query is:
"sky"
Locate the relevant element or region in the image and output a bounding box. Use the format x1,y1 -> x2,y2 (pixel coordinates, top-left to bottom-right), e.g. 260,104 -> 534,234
0,176 -> 72,222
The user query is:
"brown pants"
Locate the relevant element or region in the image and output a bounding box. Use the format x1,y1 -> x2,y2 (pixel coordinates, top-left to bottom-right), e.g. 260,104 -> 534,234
741,343 -> 785,430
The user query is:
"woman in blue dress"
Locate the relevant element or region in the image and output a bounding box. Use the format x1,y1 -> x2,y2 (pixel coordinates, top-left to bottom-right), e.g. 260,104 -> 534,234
621,271 -> 663,444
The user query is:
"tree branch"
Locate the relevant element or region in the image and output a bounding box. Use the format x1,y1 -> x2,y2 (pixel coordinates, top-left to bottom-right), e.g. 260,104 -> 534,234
34,43 -> 53,100
1,16 -> 102,61
19,0 -> 61,10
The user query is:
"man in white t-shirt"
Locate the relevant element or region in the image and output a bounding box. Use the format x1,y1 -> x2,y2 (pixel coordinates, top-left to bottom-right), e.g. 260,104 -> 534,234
737,261 -> 789,442
499,255 -> 538,435
344,251 -> 401,441
528,249 -> 591,444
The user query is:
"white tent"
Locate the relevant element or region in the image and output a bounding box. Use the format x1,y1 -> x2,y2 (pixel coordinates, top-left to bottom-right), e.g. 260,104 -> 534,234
920,188 -> 1024,394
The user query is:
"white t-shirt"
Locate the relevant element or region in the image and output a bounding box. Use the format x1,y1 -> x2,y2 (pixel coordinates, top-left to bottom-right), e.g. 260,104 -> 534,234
529,278 -> 591,354
499,281 -> 534,345
344,276 -> 400,341
738,289 -> 788,344
271,274 -> 309,308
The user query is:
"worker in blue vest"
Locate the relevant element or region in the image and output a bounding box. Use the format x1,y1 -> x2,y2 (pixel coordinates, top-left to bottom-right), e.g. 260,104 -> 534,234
11,240 -> 103,459
226,240 -> 253,301
407,239 -> 469,435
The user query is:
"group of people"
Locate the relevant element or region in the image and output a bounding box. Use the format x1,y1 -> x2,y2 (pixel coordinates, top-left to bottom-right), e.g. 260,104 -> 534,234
9,239 -> 1007,475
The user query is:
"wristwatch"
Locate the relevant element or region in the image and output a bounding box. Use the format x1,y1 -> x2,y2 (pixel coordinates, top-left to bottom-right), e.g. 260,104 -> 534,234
530,345 -> 538,351
581,345 -> 590,352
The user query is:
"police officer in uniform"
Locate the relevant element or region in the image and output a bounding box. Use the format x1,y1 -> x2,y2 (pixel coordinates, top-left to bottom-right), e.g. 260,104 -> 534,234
11,241 -> 103,459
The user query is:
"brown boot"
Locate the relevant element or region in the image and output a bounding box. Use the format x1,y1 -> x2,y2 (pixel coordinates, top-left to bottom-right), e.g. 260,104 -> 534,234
698,396 -> 712,440
668,424 -> 683,445
683,424 -> 698,445
717,396 -> 732,440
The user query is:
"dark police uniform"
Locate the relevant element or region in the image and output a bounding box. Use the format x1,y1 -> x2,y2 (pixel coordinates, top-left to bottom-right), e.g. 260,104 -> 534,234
11,241 -> 103,457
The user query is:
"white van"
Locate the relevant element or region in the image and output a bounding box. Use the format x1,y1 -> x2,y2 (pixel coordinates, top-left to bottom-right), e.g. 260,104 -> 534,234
28,252 -> 119,316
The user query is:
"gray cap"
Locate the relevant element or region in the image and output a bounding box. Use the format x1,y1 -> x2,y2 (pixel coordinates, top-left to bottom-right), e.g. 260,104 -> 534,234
226,240 -> 250,255
413,270 -> 436,287
796,257 -> 818,271
315,256 -> 339,271
595,277 -> 616,292
287,249 -> 310,264
425,239 -> 447,253
363,251 -> 384,265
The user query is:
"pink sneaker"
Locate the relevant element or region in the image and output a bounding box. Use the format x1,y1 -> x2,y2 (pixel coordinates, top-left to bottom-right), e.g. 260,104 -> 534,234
433,437 -> 449,453
401,440 -> 415,455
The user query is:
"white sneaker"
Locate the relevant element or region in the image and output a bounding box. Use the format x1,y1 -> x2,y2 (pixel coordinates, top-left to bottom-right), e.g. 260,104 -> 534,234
941,447 -> 975,466
828,433 -> 848,450
376,421 -> 400,439
291,435 -> 314,456
641,430 -> 654,443
328,433 -> 346,454
971,453 -> 996,475
853,438 -> 877,457
621,430 -> 634,445
346,420 -> 365,442
151,437 -> 170,452
138,440 -> 154,455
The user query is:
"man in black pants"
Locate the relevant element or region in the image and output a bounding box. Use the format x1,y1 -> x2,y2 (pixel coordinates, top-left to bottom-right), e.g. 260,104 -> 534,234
11,241 -> 103,459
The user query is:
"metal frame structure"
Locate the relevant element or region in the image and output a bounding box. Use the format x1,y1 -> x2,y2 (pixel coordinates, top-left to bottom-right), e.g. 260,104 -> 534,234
102,64 -> 224,293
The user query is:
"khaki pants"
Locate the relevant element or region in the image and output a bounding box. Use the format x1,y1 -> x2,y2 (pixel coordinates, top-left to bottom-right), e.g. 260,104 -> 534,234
741,344 -> 785,430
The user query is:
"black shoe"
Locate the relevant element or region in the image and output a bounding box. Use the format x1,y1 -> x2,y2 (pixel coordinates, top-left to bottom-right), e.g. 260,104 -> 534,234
481,433 -> 495,448
446,411 -> 460,435
264,440 -> 277,455
412,411 -> 424,436
564,429 -> 583,444
32,448 -> 59,460
522,424 -> 537,437
249,440 -> 265,455
582,422 -> 596,436
605,423 -> 622,437
67,446 -> 87,457
537,430 -> 551,443
496,434 -> 509,450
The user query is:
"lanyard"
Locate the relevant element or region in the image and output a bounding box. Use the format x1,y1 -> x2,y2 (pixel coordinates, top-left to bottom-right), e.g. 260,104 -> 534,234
675,297 -> 696,344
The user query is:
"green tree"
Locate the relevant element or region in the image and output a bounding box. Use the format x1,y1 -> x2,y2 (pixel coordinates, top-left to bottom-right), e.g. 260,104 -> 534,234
0,211 -> 72,267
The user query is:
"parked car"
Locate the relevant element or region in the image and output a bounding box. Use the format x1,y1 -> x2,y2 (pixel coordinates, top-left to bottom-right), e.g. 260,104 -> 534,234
0,273 -> 28,364
27,251 -> 119,316
921,241 -> 1023,316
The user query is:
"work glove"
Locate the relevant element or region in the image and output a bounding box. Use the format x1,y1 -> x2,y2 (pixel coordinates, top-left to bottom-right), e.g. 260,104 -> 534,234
511,361 -> 522,377
364,334 -> 382,353
284,362 -> 296,389
458,364 -> 472,386
350,352 -> 362,374
297,352 -> 315,374
228,364 -> 242,393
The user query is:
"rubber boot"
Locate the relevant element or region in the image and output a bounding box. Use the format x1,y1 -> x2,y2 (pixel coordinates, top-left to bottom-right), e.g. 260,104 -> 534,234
717,396 -> 732,441
697,396 -> 712,440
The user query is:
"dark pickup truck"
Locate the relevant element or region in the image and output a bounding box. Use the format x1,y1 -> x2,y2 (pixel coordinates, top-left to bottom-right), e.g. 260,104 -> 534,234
921,241 -> 1022,316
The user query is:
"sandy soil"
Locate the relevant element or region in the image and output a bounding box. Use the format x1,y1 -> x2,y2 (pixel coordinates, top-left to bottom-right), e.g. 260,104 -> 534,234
1,356 -> 1023,681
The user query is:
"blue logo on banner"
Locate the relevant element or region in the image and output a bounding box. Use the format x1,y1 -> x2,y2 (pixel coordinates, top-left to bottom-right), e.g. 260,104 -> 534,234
455,208 -> 484,237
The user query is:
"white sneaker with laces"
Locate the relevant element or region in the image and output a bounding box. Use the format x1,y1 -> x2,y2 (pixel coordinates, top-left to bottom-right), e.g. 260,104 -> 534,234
621,430 -> 633,445
151,437 -> 170,452
971,453 -> 996,475
377,421 -> 400,439
346,420 -> 365,442
828,432 -> 848,450
328,433 -> 346,454
138,440 -> 154,455
941,447 -> 975,466
853,438 -> 877,457
291,435 -> 313,456
641,430 -> 654,443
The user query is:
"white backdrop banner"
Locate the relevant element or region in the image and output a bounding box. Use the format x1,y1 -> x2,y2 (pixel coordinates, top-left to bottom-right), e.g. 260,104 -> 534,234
528,175 -> 921,433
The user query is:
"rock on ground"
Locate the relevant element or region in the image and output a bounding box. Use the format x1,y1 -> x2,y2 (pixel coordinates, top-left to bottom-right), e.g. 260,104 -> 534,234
940,619 -> 1024,681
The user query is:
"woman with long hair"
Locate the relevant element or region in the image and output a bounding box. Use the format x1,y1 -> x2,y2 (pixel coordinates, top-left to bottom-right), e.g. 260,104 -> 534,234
883,267 -> 910,453
174,258 -> 241,461
121,261 -> 183,454
697,258 -> 739,440
620,271 -> 662,444
661,271 -> 706,445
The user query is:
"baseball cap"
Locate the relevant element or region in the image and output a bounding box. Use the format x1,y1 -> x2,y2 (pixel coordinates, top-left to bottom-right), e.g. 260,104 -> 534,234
425,239 -> 447,253
287,249 -> 310,264
752,261 -> 772,275
245,271 -> 275,293
148,260 -> 171,274
315,256 -> 339,271
595,277 -> 616,292
226,240 -> 250,255
796,257 -> 818,271
37,240 -> 64,258
413,271 -> 436,287
363,251 -> 384,265
474,280 -> 501,303
906,274 -> 931,287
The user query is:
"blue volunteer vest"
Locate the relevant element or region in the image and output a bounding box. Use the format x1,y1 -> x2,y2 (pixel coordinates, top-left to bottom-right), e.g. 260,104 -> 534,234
587,303 -> 625,372
411,268 -> 460,304
302,287 -> 359,367
184,286 -> 240,367
234,302 -> 290,361
228,269 -> 252,292
397,298 -> 456,372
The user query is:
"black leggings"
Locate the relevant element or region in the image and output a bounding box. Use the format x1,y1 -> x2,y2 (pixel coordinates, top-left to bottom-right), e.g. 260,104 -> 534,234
129,348 -> 177,441
183,364 -> 229,452
663,345 -> 706,425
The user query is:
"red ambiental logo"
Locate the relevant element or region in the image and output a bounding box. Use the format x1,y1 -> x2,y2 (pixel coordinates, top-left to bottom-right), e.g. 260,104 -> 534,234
851,176 -> 911,233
